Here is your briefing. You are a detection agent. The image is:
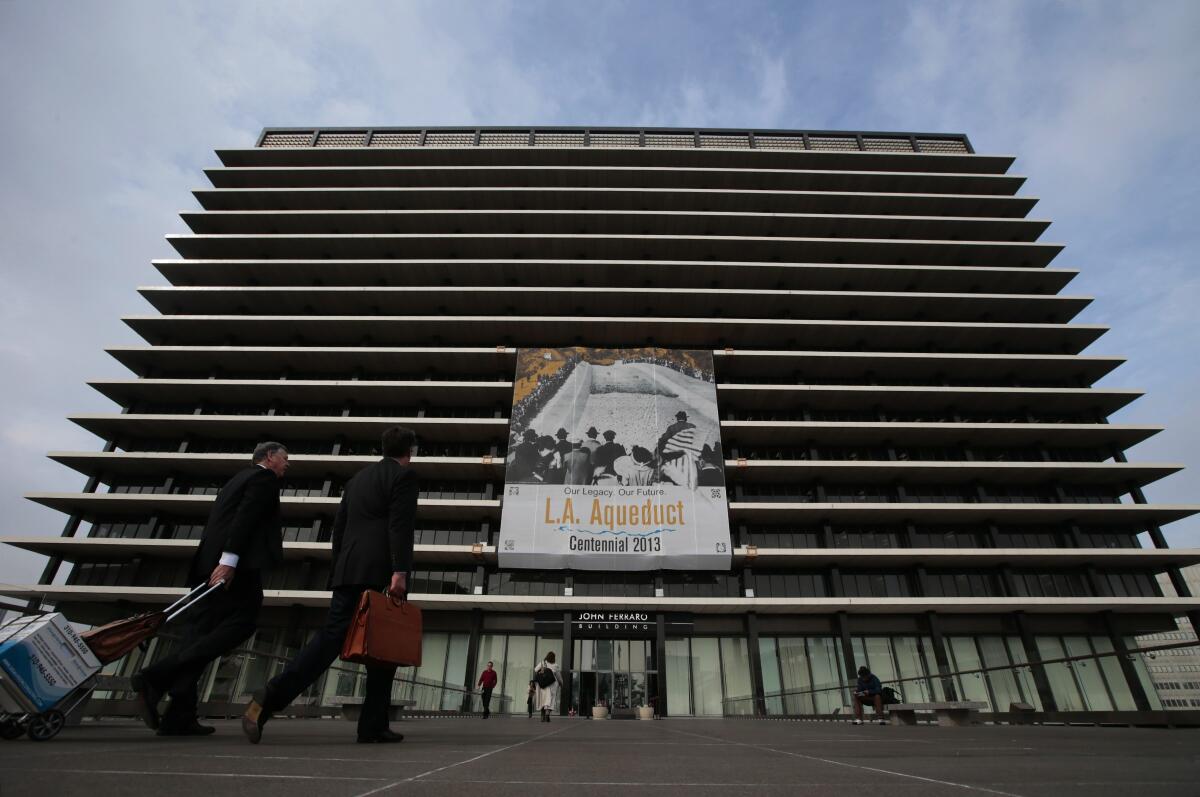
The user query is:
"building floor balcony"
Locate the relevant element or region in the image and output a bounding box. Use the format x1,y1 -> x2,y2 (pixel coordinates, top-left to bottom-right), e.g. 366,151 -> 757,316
66,414 -> 1161,452
4,583 -> 1198,616
22,491 -> 1199,528
203,164 -> 1023,194
44,451 -> 1179,489
164,232 -> 1063,269
6,536 -> 1199,571
215,141 -> 1009,174
177,209 -> 1052,243
86,378 -> 1141,417
138,285 -> 1089,324
192,185 -> 1039,218
155,259 -> 1074,293
121,314 -> 1105,353
106,346 -> 1124,386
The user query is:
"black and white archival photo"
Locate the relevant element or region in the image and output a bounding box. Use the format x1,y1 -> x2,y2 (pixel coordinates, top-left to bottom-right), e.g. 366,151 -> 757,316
499,347 -> 733,571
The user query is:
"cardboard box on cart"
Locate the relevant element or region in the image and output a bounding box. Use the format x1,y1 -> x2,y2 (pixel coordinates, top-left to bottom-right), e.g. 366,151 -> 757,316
0,613 -> 101,713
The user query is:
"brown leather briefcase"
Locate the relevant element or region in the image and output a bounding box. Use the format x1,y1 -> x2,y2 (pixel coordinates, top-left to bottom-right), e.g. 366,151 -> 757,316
340,590 -> 423,668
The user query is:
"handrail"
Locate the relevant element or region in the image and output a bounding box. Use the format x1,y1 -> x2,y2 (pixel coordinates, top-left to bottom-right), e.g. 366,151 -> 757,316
722,639 -> 1198,710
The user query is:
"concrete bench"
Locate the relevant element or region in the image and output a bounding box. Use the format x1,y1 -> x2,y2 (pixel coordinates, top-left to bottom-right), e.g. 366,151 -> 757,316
335,698 -> 417,721
886,701 -> 988,726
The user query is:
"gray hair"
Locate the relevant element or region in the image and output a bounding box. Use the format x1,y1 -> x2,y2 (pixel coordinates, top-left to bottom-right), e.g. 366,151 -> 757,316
251,441 -> 288,463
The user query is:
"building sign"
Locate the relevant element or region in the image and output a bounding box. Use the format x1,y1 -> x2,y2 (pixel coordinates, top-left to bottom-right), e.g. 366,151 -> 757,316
533,611 -> 694,638
574,611 -> 653,635
499,347 -> 732,571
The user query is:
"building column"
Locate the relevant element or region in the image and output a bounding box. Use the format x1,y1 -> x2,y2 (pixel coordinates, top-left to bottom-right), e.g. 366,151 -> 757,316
461,608 -> 483,712
560,611 -> 573,716
1101,611 -> 1152,711
923,612 -> 959,701
1113,449 -> 1200,633
744,612 -> 766,716
1013,611 -> 1059,711
655,613 -> 668,717
834,611 -> 857,684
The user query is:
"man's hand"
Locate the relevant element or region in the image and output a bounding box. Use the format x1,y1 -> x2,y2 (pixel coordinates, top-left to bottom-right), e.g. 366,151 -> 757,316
388,571 -> 407,598
209,564 -> 236,588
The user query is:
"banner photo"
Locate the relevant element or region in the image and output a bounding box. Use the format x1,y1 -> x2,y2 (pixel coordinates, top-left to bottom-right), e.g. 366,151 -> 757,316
498,347 -> 732,571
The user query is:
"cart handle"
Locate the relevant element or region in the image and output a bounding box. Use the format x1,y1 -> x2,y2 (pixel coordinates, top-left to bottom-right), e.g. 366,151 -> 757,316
165,581 -> 225,623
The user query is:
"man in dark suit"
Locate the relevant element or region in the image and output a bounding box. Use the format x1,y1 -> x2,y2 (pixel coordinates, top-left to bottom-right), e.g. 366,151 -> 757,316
131,441 -> 288,735
241,426 -> 419,744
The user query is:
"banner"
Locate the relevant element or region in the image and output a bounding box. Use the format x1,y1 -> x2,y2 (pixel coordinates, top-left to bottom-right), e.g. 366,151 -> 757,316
498,347 -> 732,570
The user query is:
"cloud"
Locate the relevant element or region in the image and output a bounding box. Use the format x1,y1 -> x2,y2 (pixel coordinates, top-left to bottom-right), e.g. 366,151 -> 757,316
1,0 -> 1198,588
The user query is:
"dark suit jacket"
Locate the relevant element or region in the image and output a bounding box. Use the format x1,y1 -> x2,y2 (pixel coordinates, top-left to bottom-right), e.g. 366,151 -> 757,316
329,458 -> 419,590
191,466 -> 282,582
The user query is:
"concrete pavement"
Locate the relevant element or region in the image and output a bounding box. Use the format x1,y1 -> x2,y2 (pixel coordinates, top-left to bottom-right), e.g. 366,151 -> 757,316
1,716 -> 1197,797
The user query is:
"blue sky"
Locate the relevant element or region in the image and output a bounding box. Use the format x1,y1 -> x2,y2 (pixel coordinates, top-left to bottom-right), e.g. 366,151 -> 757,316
1,1 -> 1198,585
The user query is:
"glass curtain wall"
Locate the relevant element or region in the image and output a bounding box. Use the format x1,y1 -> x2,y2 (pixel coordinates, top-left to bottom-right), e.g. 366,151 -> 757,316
758,635 -> 945,716
1033,634 -> 1150,712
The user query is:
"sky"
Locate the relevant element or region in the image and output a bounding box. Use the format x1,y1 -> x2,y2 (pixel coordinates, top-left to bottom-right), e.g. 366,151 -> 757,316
0,0 -> 1198,587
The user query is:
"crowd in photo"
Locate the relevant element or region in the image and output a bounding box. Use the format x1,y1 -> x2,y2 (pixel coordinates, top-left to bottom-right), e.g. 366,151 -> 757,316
507,412 -> 724,489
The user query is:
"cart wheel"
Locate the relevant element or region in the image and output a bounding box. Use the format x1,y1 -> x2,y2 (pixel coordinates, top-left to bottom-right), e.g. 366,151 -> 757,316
0,718 -> 24,740
26,710 -> 65,742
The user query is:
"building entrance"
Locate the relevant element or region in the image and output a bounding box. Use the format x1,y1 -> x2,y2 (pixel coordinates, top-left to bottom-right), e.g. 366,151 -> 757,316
571,638 -> 657,717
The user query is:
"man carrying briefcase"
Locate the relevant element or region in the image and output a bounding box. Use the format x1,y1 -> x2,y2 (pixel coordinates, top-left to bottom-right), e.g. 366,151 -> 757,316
241,426 -> 419,744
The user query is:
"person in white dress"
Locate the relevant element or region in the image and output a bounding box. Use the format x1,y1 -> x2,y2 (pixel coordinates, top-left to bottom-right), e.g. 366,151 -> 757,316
534,651 -> 561,722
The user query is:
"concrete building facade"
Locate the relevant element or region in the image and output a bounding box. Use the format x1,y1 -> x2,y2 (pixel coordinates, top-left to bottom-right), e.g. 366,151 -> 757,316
3,126 -> 1199,718
1140,564 -> 1200,710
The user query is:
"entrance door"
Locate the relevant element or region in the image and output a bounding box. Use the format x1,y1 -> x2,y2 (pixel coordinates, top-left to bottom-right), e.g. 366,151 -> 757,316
572,638 -> 657,716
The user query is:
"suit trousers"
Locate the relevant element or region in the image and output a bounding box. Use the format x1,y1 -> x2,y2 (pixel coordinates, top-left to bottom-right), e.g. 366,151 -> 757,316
263,586 -> 397,738
141,570 -> 263,724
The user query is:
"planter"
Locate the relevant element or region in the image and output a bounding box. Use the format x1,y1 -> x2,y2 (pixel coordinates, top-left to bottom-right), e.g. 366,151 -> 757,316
592,706 -> 610,720
636,706 -> 654,721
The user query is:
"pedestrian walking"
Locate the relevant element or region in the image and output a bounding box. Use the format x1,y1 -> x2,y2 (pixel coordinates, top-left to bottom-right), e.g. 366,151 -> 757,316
533,651 -> 560,722
478,661 -> 498,718
526,678 -> 536,718
240,426 -> 419,744
131,442 -> 288,736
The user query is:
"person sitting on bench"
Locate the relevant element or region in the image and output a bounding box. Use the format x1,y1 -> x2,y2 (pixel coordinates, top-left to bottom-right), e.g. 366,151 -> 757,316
852,665 -> 886,725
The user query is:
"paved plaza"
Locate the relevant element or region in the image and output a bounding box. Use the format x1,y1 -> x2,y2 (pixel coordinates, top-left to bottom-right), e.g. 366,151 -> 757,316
0,716 -> 1197,797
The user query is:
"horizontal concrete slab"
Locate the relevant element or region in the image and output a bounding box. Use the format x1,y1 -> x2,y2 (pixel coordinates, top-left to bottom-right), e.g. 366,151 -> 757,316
121,315 -> 1106,353
23,491 -> 1198,527
138,285 -> 1089,324
178,209 -> 1052,243
193,185 -> 1041,217
215,143 -> 1014,174
66,414 -> 1162,449
85,378 -> 1139,414
105,345 -> 1124,386
6,535 -> 1198,570
46,451 -> 1177,488
154,259 -> 1075,293
5,583 -> 1198,614
164,232 -> 1063,269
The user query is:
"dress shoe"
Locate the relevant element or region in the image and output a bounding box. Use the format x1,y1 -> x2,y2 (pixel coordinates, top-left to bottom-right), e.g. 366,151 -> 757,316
357,729 -> 404,743
157,719 -> 216,736
241,689 -> 274,744
129,672 -> 162,731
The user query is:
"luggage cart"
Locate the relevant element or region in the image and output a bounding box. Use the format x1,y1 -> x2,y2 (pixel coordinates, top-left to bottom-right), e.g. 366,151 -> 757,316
0,581 -> 223,741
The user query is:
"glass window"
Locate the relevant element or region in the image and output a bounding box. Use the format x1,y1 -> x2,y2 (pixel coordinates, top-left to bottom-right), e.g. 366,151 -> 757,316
690,638 -> 724,716
773,637 -> 813,714
665,639 -> 692,716
720,637 -> 753,710
806,637 -> 848,714
758,637 -> 784,715
1063,636 -> 1114,711
947,637 -> 992,707
500,635 -> 536,712
1036,636 -> 1085,710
